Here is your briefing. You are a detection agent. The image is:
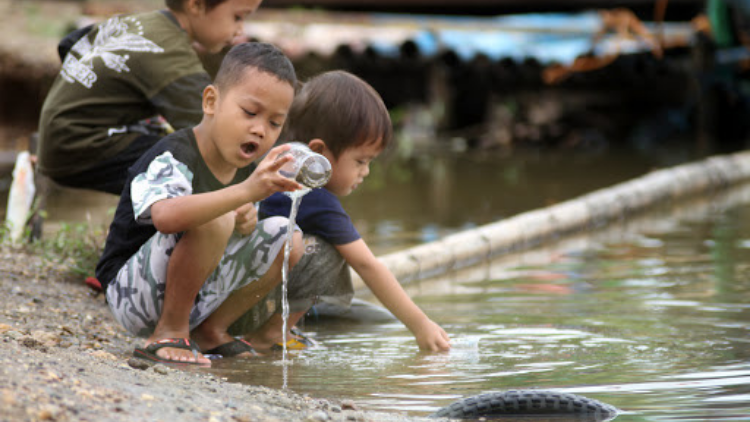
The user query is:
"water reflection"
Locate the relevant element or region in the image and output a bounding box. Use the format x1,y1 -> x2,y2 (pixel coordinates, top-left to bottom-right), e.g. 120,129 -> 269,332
207,183 -> 750,421
346,146 -> 664,254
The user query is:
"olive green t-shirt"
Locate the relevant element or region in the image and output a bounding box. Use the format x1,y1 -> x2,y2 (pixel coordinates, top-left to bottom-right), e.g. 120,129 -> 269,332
38,10 -> 210,178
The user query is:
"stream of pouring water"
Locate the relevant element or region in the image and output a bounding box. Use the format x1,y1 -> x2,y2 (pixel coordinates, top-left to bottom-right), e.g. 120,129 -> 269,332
279,188 -> 310,388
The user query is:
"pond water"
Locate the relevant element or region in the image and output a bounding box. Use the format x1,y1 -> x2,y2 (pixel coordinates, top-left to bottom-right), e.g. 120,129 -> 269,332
206,183 -> 750,421
342,144 -> 696,255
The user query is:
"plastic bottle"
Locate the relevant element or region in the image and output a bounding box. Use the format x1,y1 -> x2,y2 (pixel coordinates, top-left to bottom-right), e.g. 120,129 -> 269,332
5,151 -> 35,243
278,142 -> 332,188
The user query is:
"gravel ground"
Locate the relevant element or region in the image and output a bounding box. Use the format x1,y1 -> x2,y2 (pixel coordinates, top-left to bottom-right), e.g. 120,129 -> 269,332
0,246 -> 443,422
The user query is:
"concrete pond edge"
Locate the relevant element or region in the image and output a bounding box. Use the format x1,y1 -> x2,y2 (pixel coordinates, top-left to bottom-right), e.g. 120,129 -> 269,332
353,150 -> 750,289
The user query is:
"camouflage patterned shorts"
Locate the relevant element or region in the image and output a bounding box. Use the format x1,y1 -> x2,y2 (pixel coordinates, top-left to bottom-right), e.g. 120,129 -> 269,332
105,216 -> 296,337
228,234 -> 355,335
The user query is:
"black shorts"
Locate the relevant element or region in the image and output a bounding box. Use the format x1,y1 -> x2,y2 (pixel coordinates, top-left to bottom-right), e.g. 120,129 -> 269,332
53,134 -> 161,195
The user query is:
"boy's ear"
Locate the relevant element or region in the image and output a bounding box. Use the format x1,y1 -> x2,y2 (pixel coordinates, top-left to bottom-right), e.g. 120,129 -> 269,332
202,84 -> 218,115
308,139 -> 326,154
185,0 -> 204,15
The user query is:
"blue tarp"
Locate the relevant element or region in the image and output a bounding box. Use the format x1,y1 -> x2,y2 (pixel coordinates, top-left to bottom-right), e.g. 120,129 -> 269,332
366,11 -> 689,65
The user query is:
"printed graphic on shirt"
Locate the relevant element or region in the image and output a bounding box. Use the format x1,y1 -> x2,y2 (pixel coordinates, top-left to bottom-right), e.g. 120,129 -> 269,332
61,16 -> 165,88
303,236 -> 322,255
131,151 -> 193,223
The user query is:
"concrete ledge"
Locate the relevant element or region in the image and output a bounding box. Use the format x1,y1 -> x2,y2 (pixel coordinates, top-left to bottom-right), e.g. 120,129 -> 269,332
352,150 -> 750,289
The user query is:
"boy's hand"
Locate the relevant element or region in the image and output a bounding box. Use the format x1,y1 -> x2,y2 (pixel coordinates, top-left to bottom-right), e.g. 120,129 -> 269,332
415,319 -> 451,352
244,145 -> 302,201
234,202 -> 257,235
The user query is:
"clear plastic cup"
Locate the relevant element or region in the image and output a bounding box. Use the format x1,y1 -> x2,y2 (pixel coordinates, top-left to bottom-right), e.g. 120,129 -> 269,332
278,142 -> 332,188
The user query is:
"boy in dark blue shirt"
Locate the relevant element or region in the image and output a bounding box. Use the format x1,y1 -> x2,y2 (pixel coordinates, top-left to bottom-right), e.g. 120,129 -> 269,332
258,71 -> 451,351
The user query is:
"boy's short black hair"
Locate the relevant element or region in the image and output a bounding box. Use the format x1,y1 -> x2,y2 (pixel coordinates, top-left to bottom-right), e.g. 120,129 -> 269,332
213,42 -> 297,92
281,71 -> 392,158
165,0 -> 227,12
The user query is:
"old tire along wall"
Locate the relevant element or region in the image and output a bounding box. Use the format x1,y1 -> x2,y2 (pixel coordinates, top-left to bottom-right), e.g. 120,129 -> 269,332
431,390 -> 619,420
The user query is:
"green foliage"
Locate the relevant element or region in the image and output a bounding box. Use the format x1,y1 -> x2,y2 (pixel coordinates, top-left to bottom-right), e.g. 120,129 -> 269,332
36,222 -> 107,277
389,106 -> 407,127
2,221 -> 107,278
23,3 -> 75,38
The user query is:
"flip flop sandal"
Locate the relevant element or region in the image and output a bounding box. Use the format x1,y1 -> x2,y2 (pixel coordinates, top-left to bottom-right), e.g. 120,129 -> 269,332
133,338 -> 206,365
203,338 -> 258,358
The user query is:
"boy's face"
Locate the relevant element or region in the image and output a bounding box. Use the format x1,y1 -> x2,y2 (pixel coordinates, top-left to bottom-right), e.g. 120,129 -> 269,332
204,69 -> 294,169
322,141 -> 382,197
190,0 -> 262,53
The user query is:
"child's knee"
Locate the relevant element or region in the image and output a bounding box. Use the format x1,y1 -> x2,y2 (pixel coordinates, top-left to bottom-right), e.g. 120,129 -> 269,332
259,216 -> 290,233
188,212 -> 234,245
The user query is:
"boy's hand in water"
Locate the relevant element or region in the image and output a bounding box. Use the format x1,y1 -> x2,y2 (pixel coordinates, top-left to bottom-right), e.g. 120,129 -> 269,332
234,202 -> 257,235
243,145 -> 302,202
415,319 -> 452,352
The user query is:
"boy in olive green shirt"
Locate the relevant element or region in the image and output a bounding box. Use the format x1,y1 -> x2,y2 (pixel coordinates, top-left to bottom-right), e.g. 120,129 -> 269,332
38,0 -> 262,194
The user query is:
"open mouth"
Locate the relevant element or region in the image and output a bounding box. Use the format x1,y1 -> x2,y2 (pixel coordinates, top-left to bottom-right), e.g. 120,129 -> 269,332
240,141 -> 258,157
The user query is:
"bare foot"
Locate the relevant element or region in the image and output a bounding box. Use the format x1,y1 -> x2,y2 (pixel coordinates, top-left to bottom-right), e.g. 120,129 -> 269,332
242,332 -> 279,353
244,328 -> 309,353
243,312 -> 309,353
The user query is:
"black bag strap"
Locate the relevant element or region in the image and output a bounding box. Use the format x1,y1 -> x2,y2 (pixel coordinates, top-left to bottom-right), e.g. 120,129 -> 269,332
57,24 -> 95,63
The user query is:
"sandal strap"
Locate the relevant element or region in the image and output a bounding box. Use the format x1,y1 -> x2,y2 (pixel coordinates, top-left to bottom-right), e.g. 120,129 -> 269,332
145,338 -> 199,358
133,337 -> 205,365
204,338 -> 257,357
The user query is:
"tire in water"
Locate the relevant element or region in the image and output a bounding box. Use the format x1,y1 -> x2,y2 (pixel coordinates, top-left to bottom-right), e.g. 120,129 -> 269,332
430,390 -> 618,420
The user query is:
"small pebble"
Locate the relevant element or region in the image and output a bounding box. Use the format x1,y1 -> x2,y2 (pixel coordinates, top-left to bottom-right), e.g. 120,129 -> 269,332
306,410 -> 330,421
153,365 -> 170,375
127,358 -> 150,370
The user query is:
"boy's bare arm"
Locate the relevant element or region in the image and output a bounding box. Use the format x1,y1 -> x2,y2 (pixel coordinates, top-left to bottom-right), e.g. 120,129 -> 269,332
150,185 -> 254,234
151,145 -> 300,234
336,239 -> 451,351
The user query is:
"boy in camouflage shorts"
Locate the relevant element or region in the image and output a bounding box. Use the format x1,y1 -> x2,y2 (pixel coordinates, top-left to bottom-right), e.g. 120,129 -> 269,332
96,43 -> 302,365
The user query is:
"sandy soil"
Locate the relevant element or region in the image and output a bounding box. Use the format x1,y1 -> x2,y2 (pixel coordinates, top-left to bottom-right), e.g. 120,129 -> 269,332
0,246 -> 442,422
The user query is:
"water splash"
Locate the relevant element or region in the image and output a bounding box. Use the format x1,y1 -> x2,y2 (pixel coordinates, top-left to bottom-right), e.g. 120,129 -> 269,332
280,188 -> 310,388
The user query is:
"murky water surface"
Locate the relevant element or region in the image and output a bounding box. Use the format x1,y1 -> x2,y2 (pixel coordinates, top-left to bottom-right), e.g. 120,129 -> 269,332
208,185 -> 750,421
343,147 -> 669,255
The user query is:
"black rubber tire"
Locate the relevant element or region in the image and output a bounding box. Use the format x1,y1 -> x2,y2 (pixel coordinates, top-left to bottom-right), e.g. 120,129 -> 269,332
430,390 -> 618,420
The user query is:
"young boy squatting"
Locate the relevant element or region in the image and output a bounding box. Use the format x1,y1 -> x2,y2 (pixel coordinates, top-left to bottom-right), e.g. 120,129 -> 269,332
95,42 -> 304,365
259,71 -> 452,352
38,0 -> 264,194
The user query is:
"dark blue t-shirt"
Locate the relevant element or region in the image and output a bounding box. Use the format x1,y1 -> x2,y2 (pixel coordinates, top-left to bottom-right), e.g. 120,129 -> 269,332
259,188 -> 360,245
